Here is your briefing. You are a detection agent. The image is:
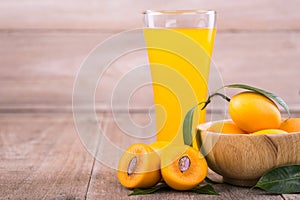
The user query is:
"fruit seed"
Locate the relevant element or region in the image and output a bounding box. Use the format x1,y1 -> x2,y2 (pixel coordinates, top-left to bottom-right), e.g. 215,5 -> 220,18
127,156 -> 137,175
178,155 -> 190,172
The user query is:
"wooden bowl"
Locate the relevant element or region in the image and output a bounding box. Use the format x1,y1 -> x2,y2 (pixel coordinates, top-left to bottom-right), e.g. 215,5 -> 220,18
197,120 -> 300,187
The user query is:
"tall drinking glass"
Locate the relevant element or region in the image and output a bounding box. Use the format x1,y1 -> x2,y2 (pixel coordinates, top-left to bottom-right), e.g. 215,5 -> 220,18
143,10 -> 216,148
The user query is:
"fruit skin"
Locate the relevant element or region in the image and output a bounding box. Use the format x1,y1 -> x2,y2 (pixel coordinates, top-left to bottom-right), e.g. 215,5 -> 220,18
117,143 -> 161,189
251,129 -> 287,135
280,118 -> 300,133
160,145 -> 207,191
149,141 -> 169,156
229,92 -> 281,133
207,121 -> 247,134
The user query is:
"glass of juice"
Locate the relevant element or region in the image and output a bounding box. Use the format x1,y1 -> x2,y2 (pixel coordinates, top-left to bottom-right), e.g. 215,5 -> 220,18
143,10 -> 216,147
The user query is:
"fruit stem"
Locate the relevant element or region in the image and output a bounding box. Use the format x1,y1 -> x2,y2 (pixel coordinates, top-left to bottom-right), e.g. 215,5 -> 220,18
201,92 -> 231,110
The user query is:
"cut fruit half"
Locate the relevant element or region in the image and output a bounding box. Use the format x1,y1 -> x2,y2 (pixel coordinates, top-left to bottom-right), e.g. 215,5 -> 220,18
161,145 -> 207,190
117,143 -> 161,189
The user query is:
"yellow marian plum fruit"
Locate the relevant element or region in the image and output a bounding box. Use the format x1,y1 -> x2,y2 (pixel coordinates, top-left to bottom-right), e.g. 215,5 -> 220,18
149,141 -> 169,156
160,145 -> 207,191
117,143 -> 161,189
251,129 -> 287,135
207,121 -> 247,134
280,118 -> 300,133
229,92 -> 281,133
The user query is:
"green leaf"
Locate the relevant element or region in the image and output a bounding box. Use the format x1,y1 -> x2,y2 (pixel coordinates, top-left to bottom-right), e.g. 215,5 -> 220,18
128,183 -> 219,196
254,165 -> 300,194
224,84 -> 290,117
192,184 -> 220,195
183,102 -> 205,147
183,106 -> 195,147
128,183 -> 169,196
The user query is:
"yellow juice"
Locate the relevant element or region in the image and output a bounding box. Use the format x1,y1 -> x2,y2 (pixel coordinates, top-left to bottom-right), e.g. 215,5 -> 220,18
144,28 -> 216,146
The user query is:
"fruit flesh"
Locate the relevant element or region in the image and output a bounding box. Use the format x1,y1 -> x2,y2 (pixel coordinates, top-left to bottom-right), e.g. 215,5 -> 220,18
117,143 -> 161,189
160,145 -> 207,190
229,92 -> 281,133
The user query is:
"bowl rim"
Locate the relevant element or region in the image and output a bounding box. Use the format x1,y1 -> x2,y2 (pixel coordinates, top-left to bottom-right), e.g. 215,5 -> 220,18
197,119 -> 300,136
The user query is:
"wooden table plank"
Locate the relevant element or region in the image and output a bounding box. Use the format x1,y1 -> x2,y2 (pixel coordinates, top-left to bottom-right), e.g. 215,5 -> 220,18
86,112 -> 286,199
1,31 -> 300,112
282,195 -> 300,200
0,113 -> 96,199
0,0 -> 299,31
87,163 -> 285,200
0,112 -> 298,199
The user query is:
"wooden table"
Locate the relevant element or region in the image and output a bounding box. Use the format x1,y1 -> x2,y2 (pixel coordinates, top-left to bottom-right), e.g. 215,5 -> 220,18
1,112 -> 299,200
1,1 -> 300,199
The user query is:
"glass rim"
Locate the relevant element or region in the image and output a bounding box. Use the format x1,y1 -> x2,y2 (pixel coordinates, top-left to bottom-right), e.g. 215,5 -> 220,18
143,10 -> 216,15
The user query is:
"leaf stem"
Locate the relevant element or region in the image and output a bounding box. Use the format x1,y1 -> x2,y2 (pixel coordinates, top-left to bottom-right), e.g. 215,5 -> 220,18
201,92 -> 231,110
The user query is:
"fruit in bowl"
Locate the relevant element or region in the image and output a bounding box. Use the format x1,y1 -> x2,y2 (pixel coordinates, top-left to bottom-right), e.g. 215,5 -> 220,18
197,120 -> 300,186
191,86 -> 300,187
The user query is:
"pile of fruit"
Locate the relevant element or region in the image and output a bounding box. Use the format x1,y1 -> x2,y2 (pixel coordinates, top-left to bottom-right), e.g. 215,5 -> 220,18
208,91 -> 300,135
117,85 -> 300,193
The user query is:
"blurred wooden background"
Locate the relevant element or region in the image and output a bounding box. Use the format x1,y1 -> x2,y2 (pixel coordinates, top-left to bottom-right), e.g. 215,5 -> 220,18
1,0 -> 300,113
1,1 -> 300,199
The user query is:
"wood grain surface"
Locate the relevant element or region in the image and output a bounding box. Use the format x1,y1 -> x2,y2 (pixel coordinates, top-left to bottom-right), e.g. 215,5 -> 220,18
200,126 -> 300,186
0,113 -> 95,199
1,1 -> 300,199
1,31 -> 299,112
1,113 -> 298,199
0,0 -> 300,112
0,0 -> 300,31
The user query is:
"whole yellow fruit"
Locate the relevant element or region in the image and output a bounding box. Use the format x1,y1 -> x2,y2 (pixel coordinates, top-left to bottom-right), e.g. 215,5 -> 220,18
207,121 -> 247,134
251,129 -> 287,135
280,118 -> 300,133
229,92 -> 281,133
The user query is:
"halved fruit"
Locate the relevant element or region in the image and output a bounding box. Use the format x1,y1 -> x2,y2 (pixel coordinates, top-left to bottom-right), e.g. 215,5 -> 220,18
117,143 -> 161,189
160,145 -> 207,190
149,141 -> 169,156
